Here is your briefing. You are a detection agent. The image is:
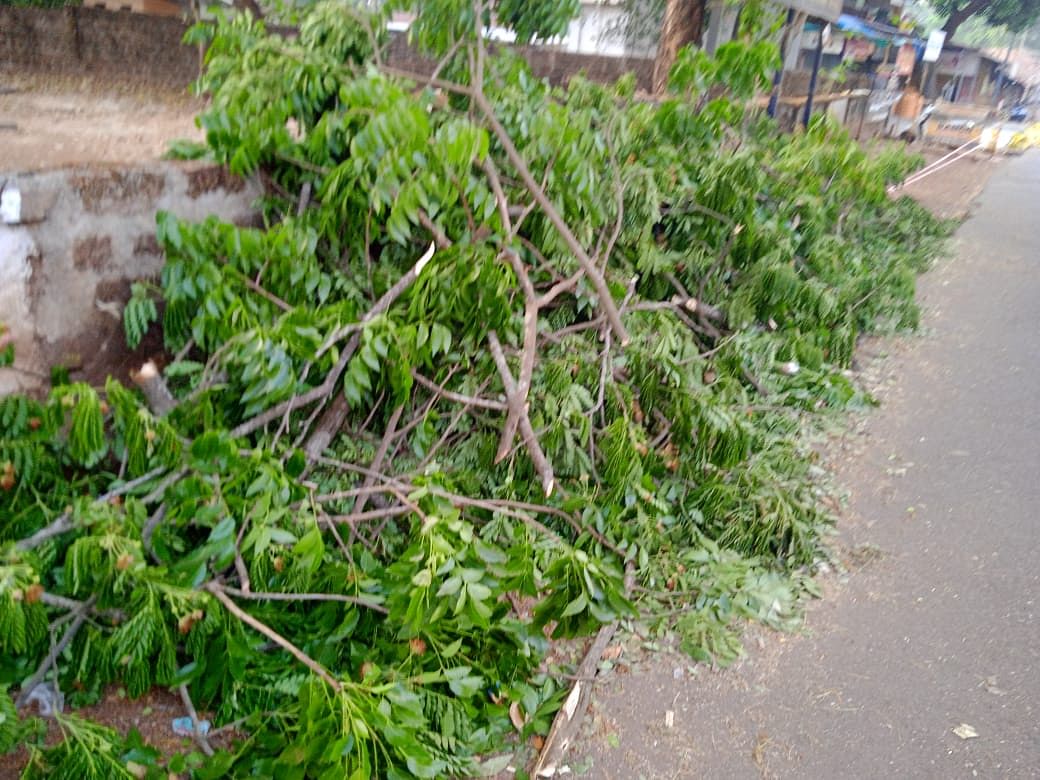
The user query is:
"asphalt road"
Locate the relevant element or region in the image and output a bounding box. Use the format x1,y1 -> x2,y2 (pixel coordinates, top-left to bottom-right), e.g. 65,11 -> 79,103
575,151 -> 1040,778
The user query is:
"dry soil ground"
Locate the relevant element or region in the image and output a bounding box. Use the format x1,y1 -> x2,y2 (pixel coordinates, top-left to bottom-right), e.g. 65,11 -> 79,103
0,74 -> 203,173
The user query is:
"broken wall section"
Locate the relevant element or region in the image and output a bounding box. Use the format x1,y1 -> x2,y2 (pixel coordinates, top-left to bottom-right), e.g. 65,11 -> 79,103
0,163 -> 259,396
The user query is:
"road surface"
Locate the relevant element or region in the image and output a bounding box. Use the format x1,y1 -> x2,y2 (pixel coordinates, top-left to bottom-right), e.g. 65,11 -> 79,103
574,150 -> 1040,778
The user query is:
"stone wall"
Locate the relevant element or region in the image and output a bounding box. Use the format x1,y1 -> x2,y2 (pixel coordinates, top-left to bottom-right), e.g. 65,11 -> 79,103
0,163 -> 260,396
0,5 -> 200,89
383,34 -> 655,92
0,5 -> 654,91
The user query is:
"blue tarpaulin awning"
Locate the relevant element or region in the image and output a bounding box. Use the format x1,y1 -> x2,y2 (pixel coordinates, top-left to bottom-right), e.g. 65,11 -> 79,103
834,13 -> 922,49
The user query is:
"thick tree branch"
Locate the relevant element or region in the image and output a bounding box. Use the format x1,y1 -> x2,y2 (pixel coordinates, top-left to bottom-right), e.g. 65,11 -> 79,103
488,331 -> 555,496
472,91 -> 629,345
131,360 -> 177,417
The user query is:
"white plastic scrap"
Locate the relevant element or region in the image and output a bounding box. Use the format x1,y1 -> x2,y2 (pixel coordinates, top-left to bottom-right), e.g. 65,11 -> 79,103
0,184 -> 21,225
23,681 -> 64,717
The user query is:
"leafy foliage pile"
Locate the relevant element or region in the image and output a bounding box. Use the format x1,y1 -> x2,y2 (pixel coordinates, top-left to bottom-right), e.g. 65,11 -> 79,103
0,1 -> 947,776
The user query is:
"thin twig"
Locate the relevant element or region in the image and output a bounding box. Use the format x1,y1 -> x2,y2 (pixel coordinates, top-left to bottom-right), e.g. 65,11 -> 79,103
178,684 -> 215,756
350,403 -> 403,521
327,505 -> 412,526
411,371 -> 507,411
218,584 -> 388,614
142,504 -> 167,563
205,583 -> 343,691
240,273 -> 292,312
235,243 -> 437,441
698,224 -> 743,305
16,595 -> 96,708
16,467 -> 167,552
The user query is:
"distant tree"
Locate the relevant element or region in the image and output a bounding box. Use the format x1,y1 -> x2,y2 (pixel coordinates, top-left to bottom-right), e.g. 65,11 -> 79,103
934,0 -> 1040,42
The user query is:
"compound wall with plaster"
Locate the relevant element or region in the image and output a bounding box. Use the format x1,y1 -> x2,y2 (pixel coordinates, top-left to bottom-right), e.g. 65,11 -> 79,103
0,163 -> 259,396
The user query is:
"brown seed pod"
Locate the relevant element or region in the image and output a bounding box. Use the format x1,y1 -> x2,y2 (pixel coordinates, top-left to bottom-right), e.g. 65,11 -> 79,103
408,637 -> 428,656
178,609 -> 205,634
632,400 -> 645,424
24,584 -> 44,604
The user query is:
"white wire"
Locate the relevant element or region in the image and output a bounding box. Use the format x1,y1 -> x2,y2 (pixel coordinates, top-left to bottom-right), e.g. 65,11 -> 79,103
900,143 -> 981,188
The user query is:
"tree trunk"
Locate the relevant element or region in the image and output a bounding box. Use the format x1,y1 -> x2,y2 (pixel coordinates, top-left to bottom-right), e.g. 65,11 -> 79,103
233,0 -> 264,19
653,0 -> 706,93
942,0 -> 988,43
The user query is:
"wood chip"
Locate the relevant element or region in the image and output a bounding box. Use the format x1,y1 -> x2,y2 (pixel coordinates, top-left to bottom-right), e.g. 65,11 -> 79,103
953,723 -> 978,740
509,701 -> 526,732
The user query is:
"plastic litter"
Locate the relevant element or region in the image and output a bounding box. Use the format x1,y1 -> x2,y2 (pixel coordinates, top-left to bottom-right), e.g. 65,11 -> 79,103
22,681 -> 64,717
0,184 -> 20,224
172,716 -> 211,737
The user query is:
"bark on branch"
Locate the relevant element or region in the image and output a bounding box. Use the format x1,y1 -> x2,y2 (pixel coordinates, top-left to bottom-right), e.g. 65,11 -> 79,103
206,582 -> 343,692
16,466 -> 168,552
488,331 -> 555,496
131,360 -> 177,417
471,89 -> 630,346
232,243 -> 436,445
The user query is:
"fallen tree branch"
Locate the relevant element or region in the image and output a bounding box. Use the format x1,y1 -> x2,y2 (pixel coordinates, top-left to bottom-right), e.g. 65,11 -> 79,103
347,403 -> 403,520
131,360 -> 177,417
698,223 -> 743,304
410,371 -> 507,411
142,504 -> 167,563
16,595 -> 96,708
326,505 -> 412,527
488,331 -> 555,496
471,88 -> 630,346
234,242 -> 436,443
178,683 -> 215,757
218,584 -> 388,614
631,296 -> 726,324
495,254 -> 539,465
205,582 -> 342,692
16,466 -> 168,552
531,622 -> 616,778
